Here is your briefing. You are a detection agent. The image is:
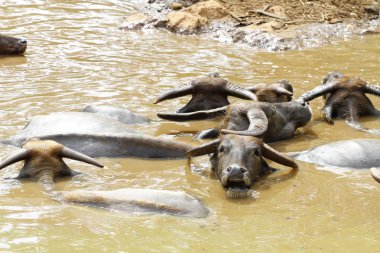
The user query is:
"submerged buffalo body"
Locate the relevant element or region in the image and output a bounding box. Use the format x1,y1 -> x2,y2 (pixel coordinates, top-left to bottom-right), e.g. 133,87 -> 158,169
292,139 -> 380,183
0,34 -> 27,55
82,104 -> 151,124
2,112 -> 192,159
55,188 -> 209,218
293,139 -> 380,168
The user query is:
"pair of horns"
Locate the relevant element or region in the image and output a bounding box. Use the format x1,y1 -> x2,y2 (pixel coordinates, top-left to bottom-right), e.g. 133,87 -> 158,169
154,79 -> 257,104
0,146 -> 104,170
249,84 -> 293,97
300,72 -> 380,102
187,138 -> 298,169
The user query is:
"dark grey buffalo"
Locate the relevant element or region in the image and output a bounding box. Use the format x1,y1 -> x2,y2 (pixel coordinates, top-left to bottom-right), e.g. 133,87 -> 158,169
82,104 -> 151,124
2,112 -> 192,159
298,72 -> 380,133
55,188 -> 209,218
154,73 -> 257,113
187,135 -> 298,198
159,101 -> 312,142
0,34 -> 27,55
0,139 -> 103,191
291,139 -> 380,183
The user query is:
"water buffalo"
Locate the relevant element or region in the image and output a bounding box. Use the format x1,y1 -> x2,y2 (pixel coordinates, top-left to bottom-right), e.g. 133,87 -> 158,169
154,73 -> 257,113
297,72 -> 380,132
0,139 -> 103,191
0,34 -> 27,55
54,188 -> 209,218
248,80 -> 293,103
2,112 -> 192,159
290,139 -> 380,183
187,135 -> 298,198
159,101 -> 312,142
82,104 -> 151,124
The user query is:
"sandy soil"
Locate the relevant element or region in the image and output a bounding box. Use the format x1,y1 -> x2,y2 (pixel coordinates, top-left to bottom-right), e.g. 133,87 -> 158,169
123,0 -> 380,51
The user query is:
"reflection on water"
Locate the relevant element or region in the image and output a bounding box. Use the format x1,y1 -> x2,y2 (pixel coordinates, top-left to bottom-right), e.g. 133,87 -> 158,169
0,0 -> 379,252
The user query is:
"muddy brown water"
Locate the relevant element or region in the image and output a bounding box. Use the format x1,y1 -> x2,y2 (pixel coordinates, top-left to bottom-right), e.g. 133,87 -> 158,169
0,0 -> 379,252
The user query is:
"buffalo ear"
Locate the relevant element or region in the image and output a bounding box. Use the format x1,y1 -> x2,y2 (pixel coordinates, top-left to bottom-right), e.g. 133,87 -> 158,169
0,149 -> 30,170
187,139 -> 221,157
261,143 -> 298,168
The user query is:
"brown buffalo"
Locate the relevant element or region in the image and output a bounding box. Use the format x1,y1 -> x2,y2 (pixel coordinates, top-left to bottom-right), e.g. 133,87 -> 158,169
248,80 -> 293,103
154,73 -> 257,113
0,138 -> 103,191
187,135 -> 298,198
297,72 -> 380,132
0,34 -> 27,55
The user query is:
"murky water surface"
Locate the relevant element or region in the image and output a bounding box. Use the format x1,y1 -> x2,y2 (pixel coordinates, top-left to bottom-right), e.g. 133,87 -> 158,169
0,1 -> 379,252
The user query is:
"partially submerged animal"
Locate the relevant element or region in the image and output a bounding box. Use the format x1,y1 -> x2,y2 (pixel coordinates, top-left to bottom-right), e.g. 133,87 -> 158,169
0,139 -> 103,191
82,104 -> 151,124
248,80 -> 293,103
0,34 -> 27,55
159,101 -> 312,142
2,112 -> 192,159
55,188 -> 209,218
154,73 -> 257,113
297,72 -> 380,132
187,135 -> 298,198
290,139 -> 380,183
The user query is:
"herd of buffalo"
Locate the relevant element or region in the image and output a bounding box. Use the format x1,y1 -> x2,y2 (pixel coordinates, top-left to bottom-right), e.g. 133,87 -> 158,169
0,33 -> 379,217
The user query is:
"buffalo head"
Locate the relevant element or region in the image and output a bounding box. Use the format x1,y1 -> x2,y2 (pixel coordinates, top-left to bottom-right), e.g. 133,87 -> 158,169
249,80 -> 293,103
297,72 -> 380,128
0,34 -> 27,55
155,73 -> 257,114
187,135 -> 298,198
0,138 -> 103,191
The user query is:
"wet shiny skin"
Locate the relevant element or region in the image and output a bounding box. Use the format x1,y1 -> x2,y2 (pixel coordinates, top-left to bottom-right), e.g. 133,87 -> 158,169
0,0 -> 380,252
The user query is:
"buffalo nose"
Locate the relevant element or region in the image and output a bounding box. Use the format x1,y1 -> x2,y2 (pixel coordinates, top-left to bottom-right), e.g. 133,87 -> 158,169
226,166 -> 247,178
19,39 -> 27,44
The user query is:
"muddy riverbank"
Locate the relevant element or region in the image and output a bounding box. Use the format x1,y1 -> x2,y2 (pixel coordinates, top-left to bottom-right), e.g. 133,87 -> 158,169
123,0 -> 380,51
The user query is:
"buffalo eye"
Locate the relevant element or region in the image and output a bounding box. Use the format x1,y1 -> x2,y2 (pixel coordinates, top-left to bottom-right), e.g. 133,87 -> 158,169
253,149 -> 261,156
218,145 -> 228,153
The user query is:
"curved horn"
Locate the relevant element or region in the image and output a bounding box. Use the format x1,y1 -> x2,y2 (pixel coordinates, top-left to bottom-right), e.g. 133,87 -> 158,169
157,106 -> 227,122
363,84 -> 380,96
221,108 -> 268,136
61,147 -> 104,168
0,149 -> 30,170
298,82 -> 339,102
262,143 -> 298,168
274,86 -> 293,96
370,168 -> 380,183
187,139 -> 221,157
154,83 -> 193,104
224,83 -> 257,100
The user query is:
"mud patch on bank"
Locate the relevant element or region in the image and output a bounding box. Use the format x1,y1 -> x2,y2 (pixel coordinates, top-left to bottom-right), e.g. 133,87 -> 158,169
123,0 -> 380,51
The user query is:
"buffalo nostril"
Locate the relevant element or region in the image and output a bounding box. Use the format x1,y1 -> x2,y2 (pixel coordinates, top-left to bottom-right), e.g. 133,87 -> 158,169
226,167 -> 232,172
240,168 -> 247,173
19,39 -> 27,44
